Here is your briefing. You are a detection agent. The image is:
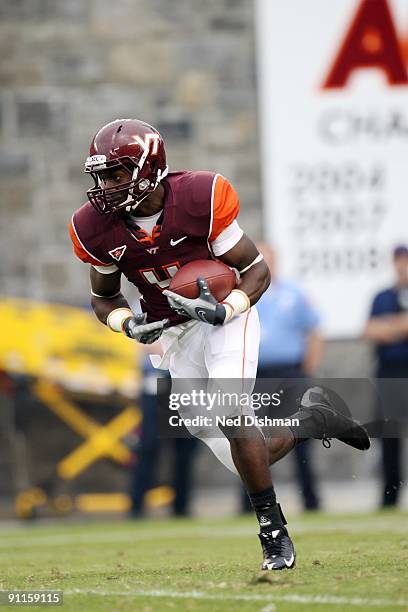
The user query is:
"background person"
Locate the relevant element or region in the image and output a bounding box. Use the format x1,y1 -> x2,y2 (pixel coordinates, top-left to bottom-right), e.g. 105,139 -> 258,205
130,352 -> 198,518
363,245 -> 408,508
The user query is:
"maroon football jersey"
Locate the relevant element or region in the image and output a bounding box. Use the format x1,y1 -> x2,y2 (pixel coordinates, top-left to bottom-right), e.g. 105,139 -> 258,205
70,171 -> 236,326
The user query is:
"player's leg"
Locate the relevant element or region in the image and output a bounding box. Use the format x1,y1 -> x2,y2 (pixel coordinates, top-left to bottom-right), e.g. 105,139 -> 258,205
204,308 -> 293,477
264,390 -> 371,465
204,308 -> 271,489
162,322 -> 241,475
205,307 -> 295,570
266,434 -> 295,464
158,321 -> 295,471
260,389 -> 371,465
287,386 -> 370,451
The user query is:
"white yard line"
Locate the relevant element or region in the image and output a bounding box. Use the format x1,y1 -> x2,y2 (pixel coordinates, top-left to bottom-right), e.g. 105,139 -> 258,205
64,587 -> 408,608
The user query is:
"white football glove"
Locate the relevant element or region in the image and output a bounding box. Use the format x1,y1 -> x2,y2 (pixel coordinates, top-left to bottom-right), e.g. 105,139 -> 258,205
123,313 -> 169,344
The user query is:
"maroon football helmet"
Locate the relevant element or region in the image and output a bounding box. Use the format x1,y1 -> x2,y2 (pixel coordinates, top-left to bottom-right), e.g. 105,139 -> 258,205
84,119 -> 168,215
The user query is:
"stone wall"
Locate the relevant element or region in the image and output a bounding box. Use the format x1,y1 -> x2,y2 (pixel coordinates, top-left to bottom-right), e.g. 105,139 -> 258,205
0,1 -> 382,381
0,0 -> 261,304
0,0 -> 381,380
0,1 -> 403,503
0,1 -> 382,378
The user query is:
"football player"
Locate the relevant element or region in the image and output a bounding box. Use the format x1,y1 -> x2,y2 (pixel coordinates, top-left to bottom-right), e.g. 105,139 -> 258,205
69,119 -> 370,571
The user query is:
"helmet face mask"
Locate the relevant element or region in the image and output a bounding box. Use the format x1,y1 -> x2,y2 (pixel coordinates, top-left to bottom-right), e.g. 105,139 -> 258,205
84,119 -> 168,215
86,157 -> 153,215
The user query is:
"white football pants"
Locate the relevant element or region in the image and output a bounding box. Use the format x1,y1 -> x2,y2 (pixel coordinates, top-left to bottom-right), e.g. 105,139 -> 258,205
151,307 -> 260,475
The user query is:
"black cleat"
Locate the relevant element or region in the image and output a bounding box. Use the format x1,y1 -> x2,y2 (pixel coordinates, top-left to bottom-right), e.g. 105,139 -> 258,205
300,386 -> 370,451
259,526 -> 296,570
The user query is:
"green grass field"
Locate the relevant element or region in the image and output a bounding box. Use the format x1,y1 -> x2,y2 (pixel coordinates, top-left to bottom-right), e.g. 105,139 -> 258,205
0,511 -> 407,612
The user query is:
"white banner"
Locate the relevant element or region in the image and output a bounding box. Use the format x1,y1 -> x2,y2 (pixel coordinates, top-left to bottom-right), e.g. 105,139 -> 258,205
256,0 -> 408,337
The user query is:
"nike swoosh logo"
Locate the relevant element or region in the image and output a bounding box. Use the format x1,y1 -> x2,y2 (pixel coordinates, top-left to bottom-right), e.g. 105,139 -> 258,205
284,553 -> 295,567
196,310 -> 209,322
170,236 -> 187,246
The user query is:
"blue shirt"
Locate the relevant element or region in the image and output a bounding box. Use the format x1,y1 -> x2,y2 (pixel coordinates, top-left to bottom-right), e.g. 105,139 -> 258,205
257,280 -> 320,366
370,287 -> 408,364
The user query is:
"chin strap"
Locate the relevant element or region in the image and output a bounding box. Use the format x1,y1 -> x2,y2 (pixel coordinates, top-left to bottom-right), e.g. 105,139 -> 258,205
124,165 -> 169,213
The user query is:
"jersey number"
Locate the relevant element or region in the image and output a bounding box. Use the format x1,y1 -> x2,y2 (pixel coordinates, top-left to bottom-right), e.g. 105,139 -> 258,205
140,262 -> 180,290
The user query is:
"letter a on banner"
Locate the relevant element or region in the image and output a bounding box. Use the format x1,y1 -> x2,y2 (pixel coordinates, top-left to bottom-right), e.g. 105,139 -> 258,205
323,0 -> 408,88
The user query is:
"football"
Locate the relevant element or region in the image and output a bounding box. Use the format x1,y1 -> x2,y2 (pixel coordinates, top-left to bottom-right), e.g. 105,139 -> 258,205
169,259 -> 237,301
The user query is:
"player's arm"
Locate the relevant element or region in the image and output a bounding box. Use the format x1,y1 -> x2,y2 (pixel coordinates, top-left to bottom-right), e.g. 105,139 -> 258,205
90,267 -> 129,325
163,234 -> 270,325
163,237 -> 270,326
163,175 -> 270,325
69,215 -> 167,343
211,177 -> 271,314
218,234 -> 270,305
90,267 -> 168,343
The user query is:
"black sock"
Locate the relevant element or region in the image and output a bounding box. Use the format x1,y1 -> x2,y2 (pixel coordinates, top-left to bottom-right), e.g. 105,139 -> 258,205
249,486 -> 287,532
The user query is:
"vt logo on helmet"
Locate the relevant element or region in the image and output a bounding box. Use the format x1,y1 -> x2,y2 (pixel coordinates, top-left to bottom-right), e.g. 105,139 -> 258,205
84,118 -> 168,215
